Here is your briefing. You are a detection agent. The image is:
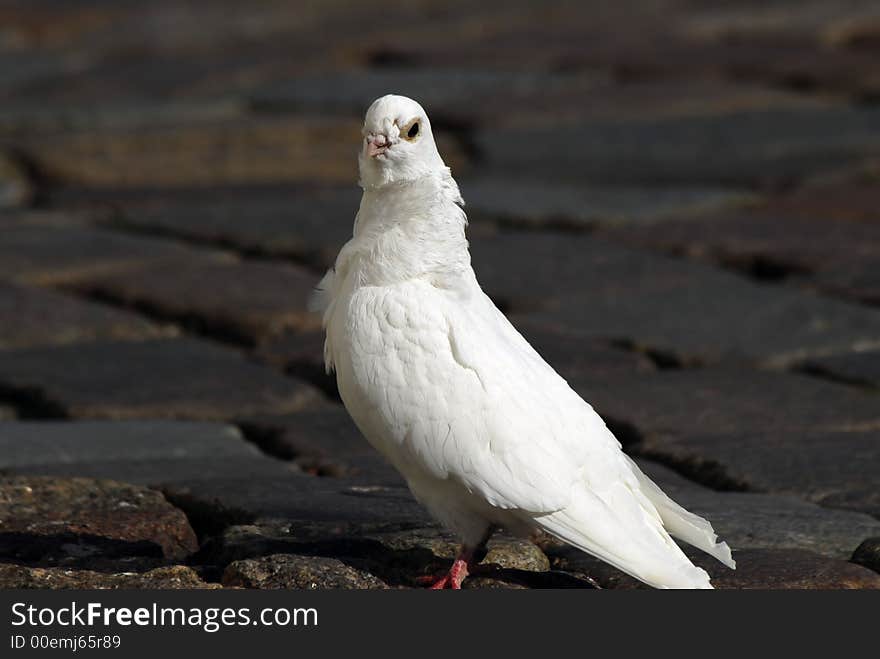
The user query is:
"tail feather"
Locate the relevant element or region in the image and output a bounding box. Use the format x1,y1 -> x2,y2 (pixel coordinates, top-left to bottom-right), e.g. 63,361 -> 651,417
532,456 -> 736,589
535,488 -> 715,589
624,456 -> 736,570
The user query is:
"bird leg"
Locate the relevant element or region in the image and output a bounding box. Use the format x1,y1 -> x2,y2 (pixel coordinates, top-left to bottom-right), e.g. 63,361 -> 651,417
429,557 -> 469,589
419,548 -> 476,589
418,529 -> 494,589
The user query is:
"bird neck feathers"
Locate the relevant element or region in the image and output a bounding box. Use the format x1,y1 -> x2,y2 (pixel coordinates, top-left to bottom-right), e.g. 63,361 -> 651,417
339,171 -> 470,288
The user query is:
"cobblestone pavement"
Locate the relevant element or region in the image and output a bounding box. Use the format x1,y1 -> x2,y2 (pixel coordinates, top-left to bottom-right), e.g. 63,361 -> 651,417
1,1 -> 879,589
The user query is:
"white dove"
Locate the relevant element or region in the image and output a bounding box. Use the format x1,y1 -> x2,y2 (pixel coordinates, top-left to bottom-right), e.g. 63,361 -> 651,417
314,94 -> 735,589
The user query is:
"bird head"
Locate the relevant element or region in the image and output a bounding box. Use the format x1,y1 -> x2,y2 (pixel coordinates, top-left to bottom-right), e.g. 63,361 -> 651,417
358,94 -> 446,189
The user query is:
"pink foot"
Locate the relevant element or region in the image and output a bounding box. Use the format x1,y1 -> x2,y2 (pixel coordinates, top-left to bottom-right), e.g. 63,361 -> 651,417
418,558 -> 469,589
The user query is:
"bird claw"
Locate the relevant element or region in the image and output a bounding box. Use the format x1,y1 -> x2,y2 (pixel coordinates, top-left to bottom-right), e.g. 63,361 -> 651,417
429,575 -> 457,590
418,558 -> 469,589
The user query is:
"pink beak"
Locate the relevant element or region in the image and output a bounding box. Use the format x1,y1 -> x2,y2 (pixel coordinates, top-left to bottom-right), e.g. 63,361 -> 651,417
366,135 -> 388,158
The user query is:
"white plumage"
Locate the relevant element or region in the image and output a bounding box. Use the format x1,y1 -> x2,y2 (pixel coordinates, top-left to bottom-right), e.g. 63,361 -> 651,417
315,95 -> 735,589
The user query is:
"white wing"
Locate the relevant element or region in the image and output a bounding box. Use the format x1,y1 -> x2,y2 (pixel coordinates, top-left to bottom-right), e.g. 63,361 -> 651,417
340,275 -> 638,513
441,286 -> 617,514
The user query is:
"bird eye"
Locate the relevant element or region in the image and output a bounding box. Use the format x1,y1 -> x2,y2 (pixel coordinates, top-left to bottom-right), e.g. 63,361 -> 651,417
401,119 -> 420,141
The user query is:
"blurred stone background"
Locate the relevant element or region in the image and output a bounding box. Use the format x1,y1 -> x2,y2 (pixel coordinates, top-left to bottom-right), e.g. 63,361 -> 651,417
0,0 -> 879,589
